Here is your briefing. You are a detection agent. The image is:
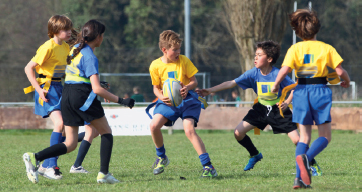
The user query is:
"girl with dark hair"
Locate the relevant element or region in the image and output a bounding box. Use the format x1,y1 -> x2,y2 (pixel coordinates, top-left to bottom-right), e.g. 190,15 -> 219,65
22,19 -> 135,184
272,9 -> 350,189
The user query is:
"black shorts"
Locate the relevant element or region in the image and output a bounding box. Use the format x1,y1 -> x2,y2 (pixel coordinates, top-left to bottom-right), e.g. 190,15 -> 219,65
61,84 -> 104,126
243,102 -> 297,134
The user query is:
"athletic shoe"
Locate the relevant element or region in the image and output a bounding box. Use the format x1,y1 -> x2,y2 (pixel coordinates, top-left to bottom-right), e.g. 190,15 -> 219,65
244,152 -> 263,171
70,165 -> 89,173
38,164 -> 46,176
200,166 -> 218,178
310,160 -> 322,176
152,156 -> 170,175
296,154 -> 311,185
22,152 -> 39,184
43,166 -> 63,180
293,178 -> 312,189
97,172 -> 120,184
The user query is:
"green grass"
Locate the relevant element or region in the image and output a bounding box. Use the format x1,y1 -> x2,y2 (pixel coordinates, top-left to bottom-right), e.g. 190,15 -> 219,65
0,129 -> 360,191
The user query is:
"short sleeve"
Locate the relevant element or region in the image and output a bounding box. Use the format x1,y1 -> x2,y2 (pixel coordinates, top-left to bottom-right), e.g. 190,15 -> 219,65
149,63 -> 160,86
282,46 -> 296,72
184,57 -> 198,78
234,68 -> 255,90
31,45 -> 51,66
328,47 -> 343,69
84,57 -> 99,78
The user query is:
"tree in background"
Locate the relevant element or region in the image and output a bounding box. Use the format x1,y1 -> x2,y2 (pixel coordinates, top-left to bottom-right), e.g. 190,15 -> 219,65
223,0 -> 293,102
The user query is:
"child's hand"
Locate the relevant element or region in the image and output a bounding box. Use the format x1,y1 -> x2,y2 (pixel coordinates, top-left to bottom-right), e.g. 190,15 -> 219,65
271,84 -> 280,93
276,102 -> 288,111
340,81 -> 350,88
36,88 -> 48,103
180,82 -> 188,99
161,96 -> 172,106
196,89 -> 211,97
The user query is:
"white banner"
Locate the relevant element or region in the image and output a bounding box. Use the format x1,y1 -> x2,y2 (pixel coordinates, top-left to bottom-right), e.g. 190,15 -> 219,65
79,107 -> 152,136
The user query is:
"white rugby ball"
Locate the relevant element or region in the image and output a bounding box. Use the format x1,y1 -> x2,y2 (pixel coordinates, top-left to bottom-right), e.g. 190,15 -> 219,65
163,78 -> 183,107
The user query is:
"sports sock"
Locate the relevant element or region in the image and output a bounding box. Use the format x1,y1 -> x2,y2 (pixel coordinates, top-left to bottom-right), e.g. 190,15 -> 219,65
73,140 -> 91,167
61,136 -> 66,142
199,153 -> 212,168
47,132 -> 62,168
306,137 -> 329,162
35,143 -> 68,162
78,132 -> 86,142
295,142 -> 308,179
100,134 -> 113,175
156,145 -> 166,159
237,135 -> 259,157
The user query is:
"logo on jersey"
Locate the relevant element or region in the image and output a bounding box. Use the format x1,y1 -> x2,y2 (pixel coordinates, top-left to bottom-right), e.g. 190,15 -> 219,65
297,54 -> 318,78
257,82 -> 277,101
168,71 -> 178,79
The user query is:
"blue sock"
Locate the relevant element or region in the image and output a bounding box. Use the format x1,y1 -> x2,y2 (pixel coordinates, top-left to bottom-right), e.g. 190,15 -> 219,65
48,132 -> 63,168
199,153 -> 212,168
61,136 -> 66,142
78,132 -> 85,142
295,142 -> 308,179
156,145 -> 166,159
74,140 -> 91,167
306,137 -> 329,162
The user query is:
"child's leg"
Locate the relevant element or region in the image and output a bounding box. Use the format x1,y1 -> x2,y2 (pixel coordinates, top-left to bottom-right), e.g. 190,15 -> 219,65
287,130 -> 300,145
72,125 -> 98,170
306,123 -> 331,161
183,118 -> 206,155
295,124 -> 312,184
90,117 -> 113,175
234,121 -> 258,156
42,111 -> 63,172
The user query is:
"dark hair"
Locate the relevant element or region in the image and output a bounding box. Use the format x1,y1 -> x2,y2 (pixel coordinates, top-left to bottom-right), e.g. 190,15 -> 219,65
67,20 -> 106,64
256,40 -> 281,65
289,9 -> 320,40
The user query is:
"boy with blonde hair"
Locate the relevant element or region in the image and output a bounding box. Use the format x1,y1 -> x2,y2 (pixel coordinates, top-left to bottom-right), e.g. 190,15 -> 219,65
146,30 -> 217,178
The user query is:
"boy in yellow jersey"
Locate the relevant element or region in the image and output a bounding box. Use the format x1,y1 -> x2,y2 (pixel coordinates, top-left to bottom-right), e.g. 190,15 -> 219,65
146,30 -> 217,178
272,9 -> 350,189
24,15 -> 73,180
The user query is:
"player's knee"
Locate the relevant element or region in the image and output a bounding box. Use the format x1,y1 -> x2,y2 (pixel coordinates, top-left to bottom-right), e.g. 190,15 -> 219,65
65,142 -> 77,153
184,128 -> 196,138
234,128 -> 245,140
53,120 -> 64,132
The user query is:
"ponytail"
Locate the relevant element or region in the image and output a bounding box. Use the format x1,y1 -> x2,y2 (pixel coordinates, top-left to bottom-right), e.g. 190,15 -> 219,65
67,38 -> 86,64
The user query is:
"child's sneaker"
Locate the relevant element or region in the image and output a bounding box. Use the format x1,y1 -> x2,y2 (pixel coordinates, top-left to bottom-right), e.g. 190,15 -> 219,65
200,166 -> 218,178
310,160 -> 322,176
38,164 -> 47,176
70,165 -> 89,173
97,172 -> 120,184
244,152 -> 263,171
22,152 -> 39,184
293,178 -> 312,189
296,154 -> 311,185
152,156 -> 170,175
43,166 -> 63,180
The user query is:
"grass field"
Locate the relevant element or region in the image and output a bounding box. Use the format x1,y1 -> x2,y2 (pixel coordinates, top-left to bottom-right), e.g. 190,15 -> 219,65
0,129 -> 360,191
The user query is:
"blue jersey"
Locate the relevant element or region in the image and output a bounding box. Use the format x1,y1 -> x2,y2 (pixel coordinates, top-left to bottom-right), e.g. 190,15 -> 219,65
65,44 -> 99,84
234,67 -> 295,106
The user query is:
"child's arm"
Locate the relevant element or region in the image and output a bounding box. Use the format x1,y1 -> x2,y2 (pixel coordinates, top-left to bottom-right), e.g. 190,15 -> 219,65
180,76 -> 198,99
153,85 -> 172,106
335,64 -> 350,88
277,90 -> 293,110
271,66 -> 290,93
197,80 -> 237,97
90,74 -> 134,108
24,61 -> 48,102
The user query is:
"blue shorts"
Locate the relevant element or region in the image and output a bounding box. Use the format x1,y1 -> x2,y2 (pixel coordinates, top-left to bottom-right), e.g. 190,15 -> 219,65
153,92 -> 201,126
34,82 -> 62,118
292,84 -> 332,125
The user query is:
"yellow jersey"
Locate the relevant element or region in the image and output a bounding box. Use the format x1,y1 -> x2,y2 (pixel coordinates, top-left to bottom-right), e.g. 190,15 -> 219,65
149,55 -> 198,87
282,40 -> 343,78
